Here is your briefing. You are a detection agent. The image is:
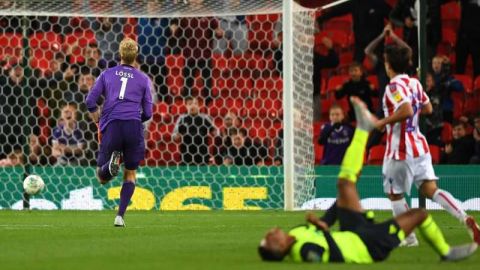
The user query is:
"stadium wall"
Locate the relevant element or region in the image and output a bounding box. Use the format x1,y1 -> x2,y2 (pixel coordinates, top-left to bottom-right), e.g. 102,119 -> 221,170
0,166 -> 479,210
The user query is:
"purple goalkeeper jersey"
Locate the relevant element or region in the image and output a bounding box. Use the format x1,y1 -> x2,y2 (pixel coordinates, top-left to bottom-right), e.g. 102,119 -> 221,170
85,64 -> 153,132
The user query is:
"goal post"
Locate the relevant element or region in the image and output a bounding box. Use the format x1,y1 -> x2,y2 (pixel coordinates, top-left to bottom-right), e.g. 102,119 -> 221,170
0,0 -> 317,210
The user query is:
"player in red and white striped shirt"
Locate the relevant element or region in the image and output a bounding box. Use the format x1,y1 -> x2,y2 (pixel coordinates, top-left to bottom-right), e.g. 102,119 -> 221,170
375,46 -> 479,246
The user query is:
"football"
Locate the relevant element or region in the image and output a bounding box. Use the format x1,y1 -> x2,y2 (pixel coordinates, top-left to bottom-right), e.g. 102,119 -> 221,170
23,175 -> 45,195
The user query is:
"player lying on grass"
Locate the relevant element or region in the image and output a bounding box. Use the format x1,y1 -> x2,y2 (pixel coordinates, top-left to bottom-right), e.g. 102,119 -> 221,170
258,97 -> 478,263
85,38 -> 153,227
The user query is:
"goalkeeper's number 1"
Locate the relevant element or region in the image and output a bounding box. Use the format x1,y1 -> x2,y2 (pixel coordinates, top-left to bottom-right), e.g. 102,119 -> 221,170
119,77 -> 128,100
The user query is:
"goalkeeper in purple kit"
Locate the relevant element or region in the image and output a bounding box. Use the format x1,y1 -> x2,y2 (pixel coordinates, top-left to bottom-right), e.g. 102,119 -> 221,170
85,38 -> 153,227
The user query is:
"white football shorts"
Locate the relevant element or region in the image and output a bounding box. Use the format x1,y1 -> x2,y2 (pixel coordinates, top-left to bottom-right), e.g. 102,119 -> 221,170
382,153 -> 438,195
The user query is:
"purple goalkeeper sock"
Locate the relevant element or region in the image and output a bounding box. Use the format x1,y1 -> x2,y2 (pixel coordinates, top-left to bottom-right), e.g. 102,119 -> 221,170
98,164 -> 113,181
117,182 -> 135,217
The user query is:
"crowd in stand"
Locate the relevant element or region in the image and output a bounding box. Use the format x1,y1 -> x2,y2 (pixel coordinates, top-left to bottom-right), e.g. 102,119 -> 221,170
1,0 -> 480,167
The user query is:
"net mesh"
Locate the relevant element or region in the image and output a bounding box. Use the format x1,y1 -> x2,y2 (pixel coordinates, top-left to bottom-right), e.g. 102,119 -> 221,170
0,2 -> 317,210
291,6 -> 316,208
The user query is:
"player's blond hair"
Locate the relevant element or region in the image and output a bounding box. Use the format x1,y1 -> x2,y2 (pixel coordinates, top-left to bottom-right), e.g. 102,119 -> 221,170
119,38 -> 138,65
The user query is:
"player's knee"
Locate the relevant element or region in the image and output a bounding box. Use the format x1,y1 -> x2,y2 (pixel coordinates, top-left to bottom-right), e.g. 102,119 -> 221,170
388,193 -> 404,201
420,181 -> 438,198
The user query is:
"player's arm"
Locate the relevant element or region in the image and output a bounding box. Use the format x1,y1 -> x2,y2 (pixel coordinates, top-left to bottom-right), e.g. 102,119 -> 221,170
141,79 -> 154,122
85,73 -> 105,122
172,116 -> 183,143
375,84 -> 413,130
376,102 -> 413,130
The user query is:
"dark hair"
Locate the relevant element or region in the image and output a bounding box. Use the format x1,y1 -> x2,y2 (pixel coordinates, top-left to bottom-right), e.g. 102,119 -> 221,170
258,246 -> 285,261
452,120 -> 466,129
385,46 -> 410,74
228,127 -> 247,137
184,96 -> 195,103
348,61 -> 363,71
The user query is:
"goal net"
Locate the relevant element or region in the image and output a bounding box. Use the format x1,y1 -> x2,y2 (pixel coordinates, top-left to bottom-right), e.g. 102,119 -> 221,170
0,0 -> 316,210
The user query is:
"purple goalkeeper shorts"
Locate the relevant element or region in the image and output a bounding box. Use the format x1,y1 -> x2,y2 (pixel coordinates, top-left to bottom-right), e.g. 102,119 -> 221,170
97,120 -> 145,170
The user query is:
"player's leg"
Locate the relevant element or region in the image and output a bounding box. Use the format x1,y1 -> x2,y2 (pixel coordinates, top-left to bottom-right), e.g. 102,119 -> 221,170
114,169 -> 136,227
114,120 -> 144,227
395,208 -> 477,261
420,180 -> 480,244
96,122 -> 122,184
415,153 -> 480,244
336,97 -> 376,211
383,158 -> 418,246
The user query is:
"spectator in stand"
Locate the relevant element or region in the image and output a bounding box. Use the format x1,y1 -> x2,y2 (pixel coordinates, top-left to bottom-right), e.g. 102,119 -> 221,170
313,36 -> 339,120
51,103 -> 86,165
172,96 -> 217,165
273,129 -> 283,165
89,17 -> 126,63
456,0 -> 480,76
0,149 -> 23,167
424,72 -> 445,146
317,0 -> 391,63
223,128 -> 267,166
334,62 -> 374,121
137,17 -> 172,102
213,111 -> 242,165
28,134 -> 53,165
318,105 -> 354,165
470,114 -> 480,164
0,64 -> 37,159
389,0 -> 443,63
169,17 -> 223,104
364,24 -> 413,151
441,121 -> 475,164
431,55 -> 464,123
74,43 -> 106,77
365,24 -> 413,108
214,14 -> 248,56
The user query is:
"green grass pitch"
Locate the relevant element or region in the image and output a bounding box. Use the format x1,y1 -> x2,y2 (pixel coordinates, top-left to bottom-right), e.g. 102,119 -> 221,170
0,211 -> 479,270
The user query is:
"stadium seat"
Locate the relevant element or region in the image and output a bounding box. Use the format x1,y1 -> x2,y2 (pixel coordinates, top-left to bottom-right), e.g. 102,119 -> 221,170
246,14 -> 279,51
326,75 -> 349,94
367,145 -> 386,165
441,1 -> 461,30
451,91 -> 465,119
441,28 -> 457,47
454,74 -> 473,94
322,29 -> 351,49
314,143 -> 324,165
323,14 -> 353,33
165,54 -> 185,97
441,122 -> 453,144
64,30 -> 96,63
213,76 -> 253,98
366,75 -> 379,91
0,33 -> 22,63
152,102 -> 170,123
429,145 -> 441,164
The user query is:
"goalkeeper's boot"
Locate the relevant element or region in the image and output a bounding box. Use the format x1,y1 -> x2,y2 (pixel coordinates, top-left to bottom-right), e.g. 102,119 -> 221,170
350,97 -> 377,132
114,216 -> 125,227
465,216 -> 480,245
108,151 -> 122,177
399,233 -> 419,247
442,243 -> 477,262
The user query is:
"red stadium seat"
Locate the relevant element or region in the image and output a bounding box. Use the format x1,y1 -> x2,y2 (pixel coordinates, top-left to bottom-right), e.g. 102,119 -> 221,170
64,30 -> 96,63
0,33 -> 22,63
165,54 -> 185,97
246,14 -> 279,51
441,28 -> 457,46
314,143 -> 324,165
326,75 -> 349,94
441,122 -> 453,144
367,75 -> 379,91
429,145 -> 441,164
323,14 -> 353,33
451,91 -> 465,119
441,2 -> 461,21
367,145 -> 386,165
322,29 -> 351,49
